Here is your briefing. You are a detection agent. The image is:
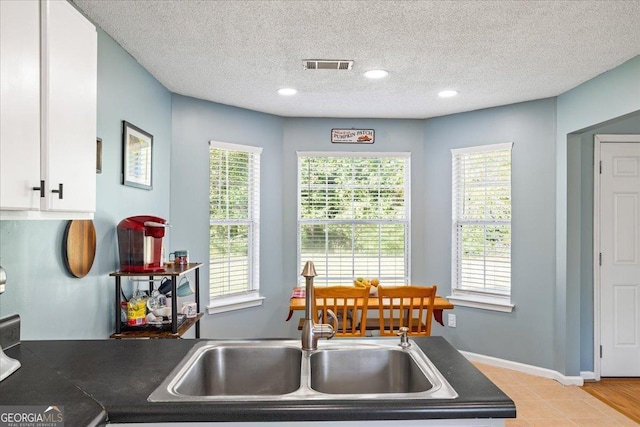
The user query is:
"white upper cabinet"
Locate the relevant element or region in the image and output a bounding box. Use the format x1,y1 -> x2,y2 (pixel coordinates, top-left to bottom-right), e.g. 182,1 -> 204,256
0,0 -> 41,212
42,0 -> 97,214
0,0 -> 97,220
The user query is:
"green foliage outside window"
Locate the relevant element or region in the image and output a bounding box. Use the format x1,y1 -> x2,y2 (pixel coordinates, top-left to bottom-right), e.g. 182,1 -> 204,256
209,145 -> 259,299
298,155 -> 409,285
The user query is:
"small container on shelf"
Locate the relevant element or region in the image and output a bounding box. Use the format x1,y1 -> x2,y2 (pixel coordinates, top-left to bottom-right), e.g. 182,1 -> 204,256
169,250 -> 189,267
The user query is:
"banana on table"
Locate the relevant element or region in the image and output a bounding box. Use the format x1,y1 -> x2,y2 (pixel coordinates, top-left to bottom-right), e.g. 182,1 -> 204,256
353,277 -> 379,288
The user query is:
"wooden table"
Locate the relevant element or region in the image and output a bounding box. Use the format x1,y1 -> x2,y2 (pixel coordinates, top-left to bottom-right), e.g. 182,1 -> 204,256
288,295 -> 454,326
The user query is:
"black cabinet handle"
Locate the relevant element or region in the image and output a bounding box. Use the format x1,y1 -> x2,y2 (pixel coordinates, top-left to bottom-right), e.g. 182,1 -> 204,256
51,183 -> 63,199
32,180 -> 45,198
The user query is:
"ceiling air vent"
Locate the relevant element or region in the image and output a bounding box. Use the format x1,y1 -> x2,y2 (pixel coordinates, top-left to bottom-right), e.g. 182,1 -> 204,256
303,60 -> 353,70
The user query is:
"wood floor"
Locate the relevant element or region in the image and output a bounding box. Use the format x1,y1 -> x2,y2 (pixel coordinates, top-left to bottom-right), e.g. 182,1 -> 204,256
581,378 -> 640,425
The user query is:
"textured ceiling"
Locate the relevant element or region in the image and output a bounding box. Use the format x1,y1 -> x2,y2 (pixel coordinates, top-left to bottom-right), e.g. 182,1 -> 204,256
72,0 -> 640,119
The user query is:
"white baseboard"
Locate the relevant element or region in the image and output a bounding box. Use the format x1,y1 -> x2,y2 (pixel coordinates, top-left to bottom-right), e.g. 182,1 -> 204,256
460,351 -> 584,386
580,371 -> 596,381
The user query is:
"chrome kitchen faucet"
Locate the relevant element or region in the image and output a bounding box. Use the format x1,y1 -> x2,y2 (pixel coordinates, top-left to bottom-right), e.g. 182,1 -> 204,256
300,261 -> 335,350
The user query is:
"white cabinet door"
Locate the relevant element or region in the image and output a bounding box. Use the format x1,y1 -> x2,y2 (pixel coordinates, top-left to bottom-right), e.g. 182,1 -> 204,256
0,0 -> 41,211
42,0 -> 97,213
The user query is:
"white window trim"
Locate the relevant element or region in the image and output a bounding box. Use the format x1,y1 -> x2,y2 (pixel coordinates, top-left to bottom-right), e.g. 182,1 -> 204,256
449,142 -> 514,312
296,151 -> 411,287
210,140 -> 263,153
297,151 -> 411,158
447,292 -> 515,313
208,140 -> 263,313
206,291 -> 265,315
451,142 -> 513,156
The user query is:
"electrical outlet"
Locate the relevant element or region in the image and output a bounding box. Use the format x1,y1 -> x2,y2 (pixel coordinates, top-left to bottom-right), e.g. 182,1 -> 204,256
447,313 -> 456,328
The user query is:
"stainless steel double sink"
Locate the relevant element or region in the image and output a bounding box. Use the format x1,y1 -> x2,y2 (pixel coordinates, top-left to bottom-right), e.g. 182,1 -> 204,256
148,339 -> 458,402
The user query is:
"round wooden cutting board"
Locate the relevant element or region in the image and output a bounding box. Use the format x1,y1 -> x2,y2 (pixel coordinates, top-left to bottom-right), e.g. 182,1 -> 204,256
64,219 -> 97,278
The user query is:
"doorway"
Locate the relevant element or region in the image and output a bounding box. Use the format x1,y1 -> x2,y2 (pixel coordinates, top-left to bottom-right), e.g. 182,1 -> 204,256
594,134 -> 640,378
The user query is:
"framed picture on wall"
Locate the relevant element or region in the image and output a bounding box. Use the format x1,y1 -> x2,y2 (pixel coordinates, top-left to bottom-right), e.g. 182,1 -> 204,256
122,121 -> 153,190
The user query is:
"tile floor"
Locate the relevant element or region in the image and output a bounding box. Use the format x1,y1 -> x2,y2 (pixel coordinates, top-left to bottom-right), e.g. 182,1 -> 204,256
473,362 -> 639,427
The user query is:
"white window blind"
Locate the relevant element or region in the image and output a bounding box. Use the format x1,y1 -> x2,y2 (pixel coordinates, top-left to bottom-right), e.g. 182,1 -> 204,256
297,153 -> 410,286
451,143 -> 512,299
209,142 -> 261,303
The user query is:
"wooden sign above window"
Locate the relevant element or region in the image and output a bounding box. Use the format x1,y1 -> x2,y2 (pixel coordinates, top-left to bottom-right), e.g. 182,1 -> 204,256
331,129 -> 375,144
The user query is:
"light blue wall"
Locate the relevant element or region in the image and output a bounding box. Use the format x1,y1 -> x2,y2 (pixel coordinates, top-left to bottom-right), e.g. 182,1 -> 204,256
556,55 -> 640,375
423,98 -> 558,369
0,29 -> 172,339
170,94 -> 287,339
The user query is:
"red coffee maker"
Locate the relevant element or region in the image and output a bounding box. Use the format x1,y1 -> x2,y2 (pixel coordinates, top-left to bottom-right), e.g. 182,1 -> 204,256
117,215 -> 169,272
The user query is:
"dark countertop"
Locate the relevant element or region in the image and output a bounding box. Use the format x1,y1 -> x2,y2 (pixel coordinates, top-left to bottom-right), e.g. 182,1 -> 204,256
0,337 -> 515,425
0,343 -> 108,426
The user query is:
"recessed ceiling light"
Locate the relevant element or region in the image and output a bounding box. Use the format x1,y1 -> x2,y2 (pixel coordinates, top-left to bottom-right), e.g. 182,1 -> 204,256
363,69 -> 389,79
438,90 -> 459,98
278,88 -> 297,96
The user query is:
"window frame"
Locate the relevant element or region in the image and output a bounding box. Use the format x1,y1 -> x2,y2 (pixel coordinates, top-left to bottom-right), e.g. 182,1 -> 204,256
448,142 -> 515,313
296,151 -> 411,287
207,141 -> 264,314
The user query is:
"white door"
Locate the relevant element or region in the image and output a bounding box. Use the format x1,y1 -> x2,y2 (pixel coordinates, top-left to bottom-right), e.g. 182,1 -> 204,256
599,136 -> 640,377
